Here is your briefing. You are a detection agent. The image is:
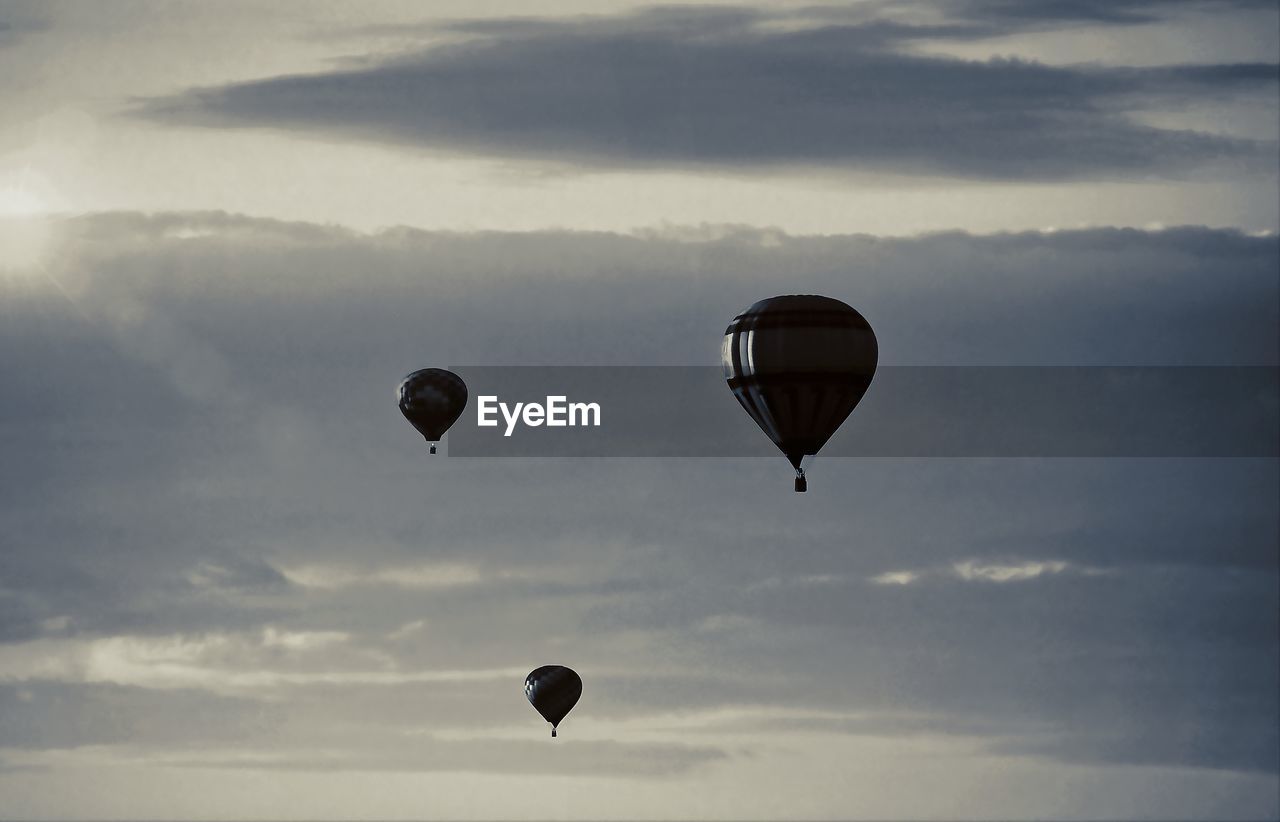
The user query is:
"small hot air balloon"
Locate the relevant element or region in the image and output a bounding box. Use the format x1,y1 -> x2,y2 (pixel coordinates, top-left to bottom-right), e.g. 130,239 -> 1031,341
398,368 -> 467,454
722,295 -> 877,492
525,665 -> 581,738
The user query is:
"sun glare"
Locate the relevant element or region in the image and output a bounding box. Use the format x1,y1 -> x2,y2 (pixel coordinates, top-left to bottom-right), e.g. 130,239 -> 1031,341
0,170 -> 60,274
0,165 -> 64,216
0,184 -> 49,218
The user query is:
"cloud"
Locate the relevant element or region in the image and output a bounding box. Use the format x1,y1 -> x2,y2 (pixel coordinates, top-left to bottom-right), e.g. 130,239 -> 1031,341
996,718 -> 1279,774
953,557 -> 1071,581
870,558 -> 1109,584
0,212 -> 1274,785
279,560 -> 556,591
0,680 -> 727,778
163,738 -> 728,778
0,632 -> 529,695
183,555 -> 291,594
281,562 -> 488,591
0,681 -> 267,751
743,574 -> 843,592
869,570 -> 920,586
134,6 -> 1278,180
949,0 -> 1278,25
0,11 -> 47,48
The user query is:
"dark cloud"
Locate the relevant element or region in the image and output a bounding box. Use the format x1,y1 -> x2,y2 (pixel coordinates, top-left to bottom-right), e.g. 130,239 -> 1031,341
0,19 -> 37,47
951,0 -> 1278,25
583,564 -> 1279,774
995,711 -> 1279,774
0,1 -> 51,46
0,212 -> 1274,780
712,688 -> 1279,774
135,6 -> 1277,179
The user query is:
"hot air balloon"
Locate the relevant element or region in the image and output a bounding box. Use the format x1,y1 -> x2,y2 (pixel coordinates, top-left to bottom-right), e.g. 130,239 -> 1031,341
398,368 -> 467,454
525,665 -> 581,738
722,295 -> 877,492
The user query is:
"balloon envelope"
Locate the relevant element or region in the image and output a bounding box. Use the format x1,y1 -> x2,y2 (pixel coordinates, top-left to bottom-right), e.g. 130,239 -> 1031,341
722,295 -> 877,486
398,368 -> 467,447
525,665 -> 582,737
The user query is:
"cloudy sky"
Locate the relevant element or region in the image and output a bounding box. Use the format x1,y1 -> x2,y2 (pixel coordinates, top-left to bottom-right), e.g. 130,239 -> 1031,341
1,1 -> 1278,820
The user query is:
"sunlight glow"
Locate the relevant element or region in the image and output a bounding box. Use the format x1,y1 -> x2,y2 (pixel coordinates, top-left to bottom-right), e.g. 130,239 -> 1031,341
0,169 -> 60,273
0,166 -> 60,217
0,184 -> 48,217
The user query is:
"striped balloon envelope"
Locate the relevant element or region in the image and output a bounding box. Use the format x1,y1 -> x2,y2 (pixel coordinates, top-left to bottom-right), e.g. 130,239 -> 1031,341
722,295 -> 878,491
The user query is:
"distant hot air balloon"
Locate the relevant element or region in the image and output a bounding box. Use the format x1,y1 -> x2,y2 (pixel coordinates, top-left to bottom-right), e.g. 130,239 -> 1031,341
722,295 -> 877,492
525,665 -> 582,738
398,368 -> 467,454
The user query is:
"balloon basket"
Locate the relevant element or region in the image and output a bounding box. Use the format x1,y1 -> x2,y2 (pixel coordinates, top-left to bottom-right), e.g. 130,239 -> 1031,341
795,473 -> 807,493
429,443 -> 437,454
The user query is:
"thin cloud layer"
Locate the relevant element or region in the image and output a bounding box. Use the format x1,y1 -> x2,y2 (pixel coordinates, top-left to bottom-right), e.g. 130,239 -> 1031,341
136,5 -> 1278,180
0,681 -> 727,778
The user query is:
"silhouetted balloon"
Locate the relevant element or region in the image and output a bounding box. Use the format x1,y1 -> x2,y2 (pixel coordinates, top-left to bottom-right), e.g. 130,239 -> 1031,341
722,295 -> 877,491
525,665 -> 582,738
398,368 -> 467,454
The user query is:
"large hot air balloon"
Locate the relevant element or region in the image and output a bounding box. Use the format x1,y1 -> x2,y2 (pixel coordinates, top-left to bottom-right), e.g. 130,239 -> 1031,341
524,665 -> 582,738
398,368 -> 467,454
722,295 -> 877,492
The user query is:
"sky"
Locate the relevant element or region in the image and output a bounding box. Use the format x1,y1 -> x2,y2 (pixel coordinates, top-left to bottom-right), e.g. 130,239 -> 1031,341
0,1 -> 1278,820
